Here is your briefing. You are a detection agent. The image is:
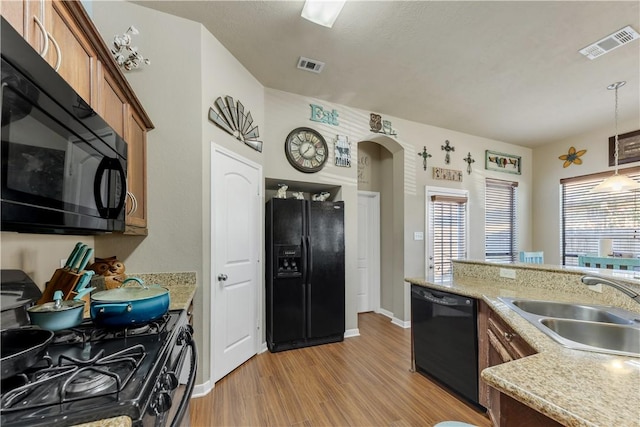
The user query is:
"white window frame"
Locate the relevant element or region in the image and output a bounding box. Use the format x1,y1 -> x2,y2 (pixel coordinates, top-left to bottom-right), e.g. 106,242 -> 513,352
425,186 -> 469,279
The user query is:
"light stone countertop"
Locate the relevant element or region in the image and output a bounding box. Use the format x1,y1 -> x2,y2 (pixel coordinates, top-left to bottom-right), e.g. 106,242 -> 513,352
129,272 -> 197,311
406,261 -> 640,427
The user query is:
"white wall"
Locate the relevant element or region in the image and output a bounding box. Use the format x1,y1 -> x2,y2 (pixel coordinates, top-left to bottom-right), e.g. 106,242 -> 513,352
532,117 -> 640,264
90,0 -> 264,386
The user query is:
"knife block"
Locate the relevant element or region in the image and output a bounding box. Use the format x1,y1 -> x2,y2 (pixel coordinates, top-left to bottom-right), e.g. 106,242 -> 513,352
37,269 -> 83,304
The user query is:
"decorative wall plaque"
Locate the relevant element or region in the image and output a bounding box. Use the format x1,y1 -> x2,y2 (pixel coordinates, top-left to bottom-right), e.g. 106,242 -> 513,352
433,167 -> 463,182
310,104 -> 339,126
335,135 -> 351,167
208,96 -> 263,152
558,146 -> 587,168
609,129 -> 640,166
485,150 -> 521,175
369,113 -> 397,136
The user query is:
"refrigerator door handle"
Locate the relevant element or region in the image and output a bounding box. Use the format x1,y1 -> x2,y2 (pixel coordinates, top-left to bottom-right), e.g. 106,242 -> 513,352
306,235 -> 313,281
301,236 -> 308,284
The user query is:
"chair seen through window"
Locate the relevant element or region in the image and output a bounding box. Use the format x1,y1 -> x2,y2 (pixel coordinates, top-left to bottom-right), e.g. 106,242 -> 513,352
519,251 -> 544,264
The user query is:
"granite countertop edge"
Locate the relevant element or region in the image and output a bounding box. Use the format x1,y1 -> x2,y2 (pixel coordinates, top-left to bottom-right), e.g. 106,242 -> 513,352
129,272 -> 197,311
406,276 -> 640,427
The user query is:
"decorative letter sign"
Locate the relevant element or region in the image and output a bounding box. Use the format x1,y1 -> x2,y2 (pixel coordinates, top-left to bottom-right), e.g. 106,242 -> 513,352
310,104 -> 339,126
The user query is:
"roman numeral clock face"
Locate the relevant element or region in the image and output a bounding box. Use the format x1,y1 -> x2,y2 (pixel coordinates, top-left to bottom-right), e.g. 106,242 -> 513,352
284,127 -> 328,173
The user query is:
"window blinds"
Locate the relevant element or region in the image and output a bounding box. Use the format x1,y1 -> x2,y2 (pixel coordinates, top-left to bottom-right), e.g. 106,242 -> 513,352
561,167 -> 640,266
431,196 -> 467,279
485,179 -> 518,262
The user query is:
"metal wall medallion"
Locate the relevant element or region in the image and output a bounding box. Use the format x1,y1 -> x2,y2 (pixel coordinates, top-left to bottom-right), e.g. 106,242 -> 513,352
418,146 -> 432,171
463,152 -> 475,174
208,96 -> 263,152
441,140 -> 455,164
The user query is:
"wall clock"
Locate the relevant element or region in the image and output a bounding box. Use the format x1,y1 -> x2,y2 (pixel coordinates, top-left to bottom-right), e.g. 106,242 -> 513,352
284,127 -> 328,173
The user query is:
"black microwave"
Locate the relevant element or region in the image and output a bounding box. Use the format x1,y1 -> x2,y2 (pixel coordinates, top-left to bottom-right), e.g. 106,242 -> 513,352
1,18 -> 127,235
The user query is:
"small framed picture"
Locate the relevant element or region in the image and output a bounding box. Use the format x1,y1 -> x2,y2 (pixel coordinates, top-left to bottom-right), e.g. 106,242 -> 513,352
485,150 -> 521,175
609,130 -> 640,166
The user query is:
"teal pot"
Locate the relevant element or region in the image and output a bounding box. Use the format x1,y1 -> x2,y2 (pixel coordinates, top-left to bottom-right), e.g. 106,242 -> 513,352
27,292 -> 85,331
90,278 -> 170,328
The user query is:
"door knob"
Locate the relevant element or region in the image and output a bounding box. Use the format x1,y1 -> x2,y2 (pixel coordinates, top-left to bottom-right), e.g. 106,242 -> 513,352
218,274 -> 228,281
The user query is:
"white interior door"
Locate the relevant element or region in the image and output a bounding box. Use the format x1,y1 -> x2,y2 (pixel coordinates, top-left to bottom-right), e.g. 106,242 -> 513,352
357,191 -> 380,313
211,145 -> 261,383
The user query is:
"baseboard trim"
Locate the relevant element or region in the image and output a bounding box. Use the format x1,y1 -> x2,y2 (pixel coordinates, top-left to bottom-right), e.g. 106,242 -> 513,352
192,380 -> 213,398
376,308 -> 410,329
344,328 -> 360,338
391,317 -> 411,329
376,308 -> 394,318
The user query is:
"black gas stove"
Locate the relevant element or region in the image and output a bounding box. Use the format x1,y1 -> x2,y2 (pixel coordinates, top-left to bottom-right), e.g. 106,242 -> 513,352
0,310 -> 196,427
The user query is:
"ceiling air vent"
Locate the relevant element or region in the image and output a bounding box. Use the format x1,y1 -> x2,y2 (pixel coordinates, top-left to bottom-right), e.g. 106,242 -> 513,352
579,25 -> 640,60
297,56 -> 325,73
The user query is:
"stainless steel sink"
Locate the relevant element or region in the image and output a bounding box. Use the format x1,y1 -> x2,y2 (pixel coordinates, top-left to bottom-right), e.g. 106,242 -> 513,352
511,299 -> 633,325
540,318 -> 640,355
499,297 -> 640,357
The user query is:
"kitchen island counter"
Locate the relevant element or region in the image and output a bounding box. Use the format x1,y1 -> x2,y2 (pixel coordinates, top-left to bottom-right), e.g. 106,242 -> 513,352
407,260 -> 640,427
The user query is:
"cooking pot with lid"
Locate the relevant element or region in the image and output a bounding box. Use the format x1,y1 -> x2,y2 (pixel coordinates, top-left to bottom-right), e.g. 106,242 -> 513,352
90,277 -> 170,327
28,290 -> 85,331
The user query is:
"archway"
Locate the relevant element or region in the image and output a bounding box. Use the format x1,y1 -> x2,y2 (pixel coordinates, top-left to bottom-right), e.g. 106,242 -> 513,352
357,135 -> 405,324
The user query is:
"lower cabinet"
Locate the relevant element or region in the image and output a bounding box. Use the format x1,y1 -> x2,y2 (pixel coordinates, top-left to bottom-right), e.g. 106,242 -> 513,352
478,301 -> 561,427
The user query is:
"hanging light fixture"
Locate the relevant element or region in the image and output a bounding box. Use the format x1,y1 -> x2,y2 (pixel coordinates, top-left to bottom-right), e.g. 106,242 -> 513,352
592,81 -> 640,192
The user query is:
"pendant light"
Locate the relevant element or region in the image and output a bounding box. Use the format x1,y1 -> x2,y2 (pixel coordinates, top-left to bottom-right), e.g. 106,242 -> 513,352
592,81 -> 640,192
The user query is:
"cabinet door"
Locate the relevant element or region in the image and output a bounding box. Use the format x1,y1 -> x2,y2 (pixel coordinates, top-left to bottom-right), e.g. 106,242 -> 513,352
96,61 -> 127,138
47,0 -> 96,104
125,109 -> 148,232
2,1 -> 47,55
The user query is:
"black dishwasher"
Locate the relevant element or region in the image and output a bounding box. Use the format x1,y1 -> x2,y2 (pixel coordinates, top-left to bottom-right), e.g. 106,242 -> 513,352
411,285 -> 480,406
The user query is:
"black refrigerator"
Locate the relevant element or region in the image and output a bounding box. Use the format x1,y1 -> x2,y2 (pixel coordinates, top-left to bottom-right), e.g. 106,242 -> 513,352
265,198 -> 345,352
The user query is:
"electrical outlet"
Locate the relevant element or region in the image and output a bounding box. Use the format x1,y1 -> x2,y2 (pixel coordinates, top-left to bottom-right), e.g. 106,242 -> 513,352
499,268 -> 516,279
414,232 -> 424,241
60,258 -> 67,268
587,283 -> 603,293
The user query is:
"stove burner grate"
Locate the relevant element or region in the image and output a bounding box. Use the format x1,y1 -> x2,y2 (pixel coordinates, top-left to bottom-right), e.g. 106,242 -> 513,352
0,345 -> 146,411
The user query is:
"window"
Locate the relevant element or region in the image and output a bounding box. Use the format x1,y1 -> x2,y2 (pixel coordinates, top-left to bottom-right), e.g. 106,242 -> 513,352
427,190 -> 468,280
485,179 -> 518,262
561,167 -> 640,265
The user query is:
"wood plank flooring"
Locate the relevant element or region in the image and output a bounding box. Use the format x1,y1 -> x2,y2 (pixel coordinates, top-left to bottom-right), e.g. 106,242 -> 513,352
189,312 -> 490,427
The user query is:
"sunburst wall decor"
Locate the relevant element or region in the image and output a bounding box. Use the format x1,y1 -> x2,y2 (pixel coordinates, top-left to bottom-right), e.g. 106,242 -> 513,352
208,96 -> 263,152
558,146 -> 586,168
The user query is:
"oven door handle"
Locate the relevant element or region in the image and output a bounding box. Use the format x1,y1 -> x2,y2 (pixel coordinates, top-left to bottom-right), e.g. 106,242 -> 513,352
170,335 -> 198,427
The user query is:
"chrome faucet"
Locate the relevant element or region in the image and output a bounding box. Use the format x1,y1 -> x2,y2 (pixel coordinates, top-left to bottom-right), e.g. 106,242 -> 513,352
581,276 -> 640,304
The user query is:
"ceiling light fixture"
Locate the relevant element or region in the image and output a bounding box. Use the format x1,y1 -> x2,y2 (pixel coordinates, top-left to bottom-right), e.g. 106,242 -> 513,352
301,0 -> 346,28
592,81 -> 640,193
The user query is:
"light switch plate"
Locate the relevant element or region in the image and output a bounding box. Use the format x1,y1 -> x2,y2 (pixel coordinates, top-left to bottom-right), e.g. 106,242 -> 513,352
499,268 -> 516,279
414,232 -> 424,241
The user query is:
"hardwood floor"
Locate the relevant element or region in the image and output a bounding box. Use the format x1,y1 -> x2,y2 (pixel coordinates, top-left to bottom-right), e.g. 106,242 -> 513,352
189,312 -> 490,427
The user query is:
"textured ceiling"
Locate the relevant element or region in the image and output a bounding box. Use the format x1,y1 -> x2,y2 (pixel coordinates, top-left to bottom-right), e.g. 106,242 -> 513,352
132,1 -> 640,147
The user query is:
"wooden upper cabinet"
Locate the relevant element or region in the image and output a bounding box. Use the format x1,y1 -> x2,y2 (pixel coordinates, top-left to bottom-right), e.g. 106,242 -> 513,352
46,0 -> 95,104
97,61 -> 127,138
125,109 -> 148,233
2,0 -> 154,233
1,1 -> 47,54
